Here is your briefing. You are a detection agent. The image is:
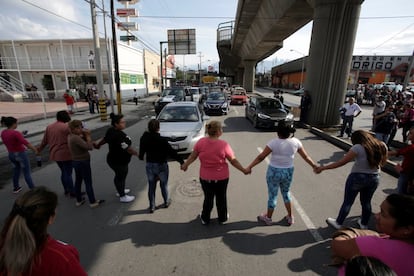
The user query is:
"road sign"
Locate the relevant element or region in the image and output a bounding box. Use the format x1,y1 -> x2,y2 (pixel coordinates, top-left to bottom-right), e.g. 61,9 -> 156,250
117,22 -> 139,31
116,8 -> 138,17
120,35 -> 138,41
167,29 -> 196,55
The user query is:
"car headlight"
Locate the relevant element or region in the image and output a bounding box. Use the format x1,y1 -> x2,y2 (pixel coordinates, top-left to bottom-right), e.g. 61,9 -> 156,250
192,128 -> 204,138
221,102 -> 228,108
286,114 -> 294,120
257,113 -> 270,119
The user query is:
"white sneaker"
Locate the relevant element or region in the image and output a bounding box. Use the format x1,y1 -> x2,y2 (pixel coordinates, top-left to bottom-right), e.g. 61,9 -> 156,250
120,195 -> 135,203
326,217 -> 342,230
116,189 -> 131,197
357,219 -> 368,230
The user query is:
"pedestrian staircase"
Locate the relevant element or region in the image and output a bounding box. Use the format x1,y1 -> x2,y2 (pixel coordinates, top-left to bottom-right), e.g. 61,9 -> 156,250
0,74 -> 27,102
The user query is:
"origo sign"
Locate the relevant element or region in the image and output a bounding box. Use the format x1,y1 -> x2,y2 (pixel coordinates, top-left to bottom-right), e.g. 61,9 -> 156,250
351,55 -> 411,71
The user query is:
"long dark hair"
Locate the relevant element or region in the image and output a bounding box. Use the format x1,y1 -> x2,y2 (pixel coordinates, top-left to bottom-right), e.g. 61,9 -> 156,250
386,194 -> 414,229
0,187 -> 58,275
276,120 -> 296,139
350,130 -> 387,168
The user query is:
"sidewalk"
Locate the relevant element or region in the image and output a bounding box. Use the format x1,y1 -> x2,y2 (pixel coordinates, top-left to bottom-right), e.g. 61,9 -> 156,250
0,95 -> 158,142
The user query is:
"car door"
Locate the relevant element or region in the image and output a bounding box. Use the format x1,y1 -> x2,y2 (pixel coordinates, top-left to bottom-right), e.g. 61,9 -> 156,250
246,97 -> 256,119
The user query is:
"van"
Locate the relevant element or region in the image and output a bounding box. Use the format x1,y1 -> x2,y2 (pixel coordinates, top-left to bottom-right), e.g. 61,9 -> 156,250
381,82 -> 396,91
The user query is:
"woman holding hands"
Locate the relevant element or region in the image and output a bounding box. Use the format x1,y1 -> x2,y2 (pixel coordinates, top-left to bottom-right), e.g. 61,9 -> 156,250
315,130 -> 387,230
181,120 -> 247,225
245,121 -> 317,226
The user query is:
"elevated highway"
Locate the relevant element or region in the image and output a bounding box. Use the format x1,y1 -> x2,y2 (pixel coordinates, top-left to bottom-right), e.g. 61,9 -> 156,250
217,0 -> 365,127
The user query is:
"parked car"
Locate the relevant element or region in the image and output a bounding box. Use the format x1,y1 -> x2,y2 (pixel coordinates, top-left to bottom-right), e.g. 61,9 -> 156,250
291,87 -> 304,96
245,95 -> 294,129
157,101 -> 209,154
154,87 -> 186,114
230,87 -> 248,105
203,91 -> 229,115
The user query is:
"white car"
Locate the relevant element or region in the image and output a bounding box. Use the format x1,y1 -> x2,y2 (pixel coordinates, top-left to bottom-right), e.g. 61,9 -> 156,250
157,102 -> 209,154
189,87 -> 201,103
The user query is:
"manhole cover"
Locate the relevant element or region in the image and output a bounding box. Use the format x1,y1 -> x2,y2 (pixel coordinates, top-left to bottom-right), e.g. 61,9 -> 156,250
177,179 -> 203,197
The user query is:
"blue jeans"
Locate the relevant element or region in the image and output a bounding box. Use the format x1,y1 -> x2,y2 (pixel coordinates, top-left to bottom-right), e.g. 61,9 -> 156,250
266,166 -> 294,209
56,160 -> 74,194
375,132 -> 390,144
73,160 -> 96,203
397,172 -> 409,194
336,172 -> 379,225
146,162 -> 169,209
8,151 -> 35,189
340,115 -> 354,136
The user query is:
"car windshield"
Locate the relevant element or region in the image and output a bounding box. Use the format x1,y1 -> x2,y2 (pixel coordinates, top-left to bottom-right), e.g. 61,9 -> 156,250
158,106 -> 199,122
190,88 -> 199,95
257,99 -> 282,109
207,92 -> 225,100
233,89 -> 246,95
161,88 -> 184,97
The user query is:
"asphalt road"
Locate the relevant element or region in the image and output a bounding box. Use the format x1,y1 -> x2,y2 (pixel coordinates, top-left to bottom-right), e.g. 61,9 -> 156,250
0,96 -> 400,275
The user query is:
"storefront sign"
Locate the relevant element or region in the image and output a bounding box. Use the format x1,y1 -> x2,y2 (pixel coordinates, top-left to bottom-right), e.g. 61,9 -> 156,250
351,55 -> 411,71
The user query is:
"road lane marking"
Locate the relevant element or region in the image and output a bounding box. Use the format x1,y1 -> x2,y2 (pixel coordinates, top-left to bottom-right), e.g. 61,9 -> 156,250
107,206 -> 125,226
257,147 -> 323,242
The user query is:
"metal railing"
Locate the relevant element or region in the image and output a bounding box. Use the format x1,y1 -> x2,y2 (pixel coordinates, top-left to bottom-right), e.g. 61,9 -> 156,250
217,21 -> 235,43
0,74 -> 26,97
0,56 -> 109,71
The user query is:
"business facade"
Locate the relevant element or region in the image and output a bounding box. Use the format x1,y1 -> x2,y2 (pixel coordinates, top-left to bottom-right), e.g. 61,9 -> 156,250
0,38 -> 160,102
271,55 -> 413,90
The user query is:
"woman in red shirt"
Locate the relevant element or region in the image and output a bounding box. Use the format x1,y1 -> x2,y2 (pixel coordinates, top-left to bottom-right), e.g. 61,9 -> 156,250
0,116 -> 38,193
0,187 -> 87,275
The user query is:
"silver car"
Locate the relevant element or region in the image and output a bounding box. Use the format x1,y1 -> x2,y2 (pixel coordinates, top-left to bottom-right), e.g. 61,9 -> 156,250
156,101 -> 209,154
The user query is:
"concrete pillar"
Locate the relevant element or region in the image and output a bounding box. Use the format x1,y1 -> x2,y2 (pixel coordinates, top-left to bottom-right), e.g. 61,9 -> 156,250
243,60 -> 256,92
306,0 -> 364,127
234,68 -> 244,86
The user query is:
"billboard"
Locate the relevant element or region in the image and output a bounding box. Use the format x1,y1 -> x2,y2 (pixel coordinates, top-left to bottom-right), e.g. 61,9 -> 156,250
117,22 -> 139,31
116,8 -> 138,17
167,29 -> 196,55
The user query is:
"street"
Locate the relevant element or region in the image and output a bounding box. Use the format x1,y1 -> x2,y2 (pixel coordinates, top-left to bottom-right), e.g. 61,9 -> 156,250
0,95 -> 400,275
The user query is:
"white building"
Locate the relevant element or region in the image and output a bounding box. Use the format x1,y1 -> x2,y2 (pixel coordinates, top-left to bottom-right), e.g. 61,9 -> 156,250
0,38 -> 159,102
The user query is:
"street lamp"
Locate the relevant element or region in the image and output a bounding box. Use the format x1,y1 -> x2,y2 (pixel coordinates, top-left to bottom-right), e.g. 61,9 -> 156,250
290,49 -> 306,89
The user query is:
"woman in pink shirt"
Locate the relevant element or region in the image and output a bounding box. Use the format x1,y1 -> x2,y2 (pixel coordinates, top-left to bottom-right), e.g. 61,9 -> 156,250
181,120 -> 247,225
0,117 -> 38,193
332,193 -> 414,276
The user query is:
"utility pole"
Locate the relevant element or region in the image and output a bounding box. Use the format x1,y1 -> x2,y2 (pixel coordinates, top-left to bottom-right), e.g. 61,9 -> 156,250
110,0 -> 122,114
101,0 -> 114,114
403,48 -> 414,89
159,41 -> 167,92
90,0 -> 106,120
197,51 -> 203,84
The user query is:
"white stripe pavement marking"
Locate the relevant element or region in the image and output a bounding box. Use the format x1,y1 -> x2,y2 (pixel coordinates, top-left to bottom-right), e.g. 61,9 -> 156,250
257,147 -> 323,242
107,206 -> 125,226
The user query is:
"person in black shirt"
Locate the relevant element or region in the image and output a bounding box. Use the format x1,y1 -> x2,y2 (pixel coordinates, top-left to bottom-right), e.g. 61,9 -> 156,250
139,119 -> 184,213
94,113 -> 138,203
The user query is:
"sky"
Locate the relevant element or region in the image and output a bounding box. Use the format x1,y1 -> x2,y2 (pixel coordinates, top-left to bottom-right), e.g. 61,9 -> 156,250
1,0 -> 414,72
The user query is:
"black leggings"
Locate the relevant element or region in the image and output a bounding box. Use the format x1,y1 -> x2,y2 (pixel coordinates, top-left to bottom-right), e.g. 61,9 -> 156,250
107,160 -> 129,197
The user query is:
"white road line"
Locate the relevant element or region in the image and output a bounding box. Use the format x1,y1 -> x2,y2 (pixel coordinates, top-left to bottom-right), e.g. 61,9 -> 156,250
257,147 -> 323,242
107,206 -> 125,226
